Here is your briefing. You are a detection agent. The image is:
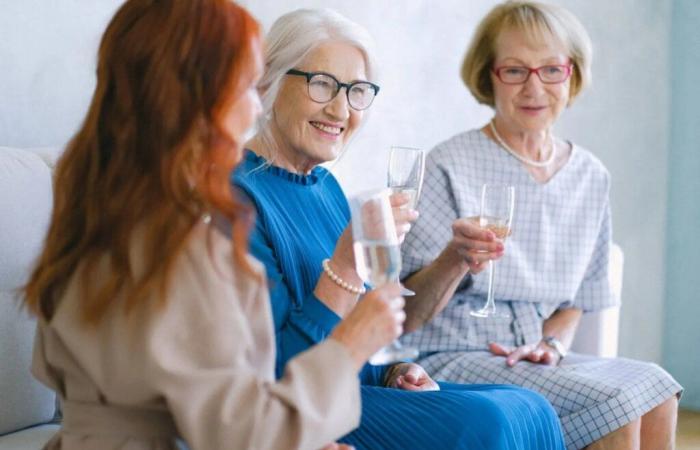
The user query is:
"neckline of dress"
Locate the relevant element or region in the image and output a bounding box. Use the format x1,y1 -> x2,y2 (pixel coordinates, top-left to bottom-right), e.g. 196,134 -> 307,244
475,129 -> 576,187
245,150 -> 321,186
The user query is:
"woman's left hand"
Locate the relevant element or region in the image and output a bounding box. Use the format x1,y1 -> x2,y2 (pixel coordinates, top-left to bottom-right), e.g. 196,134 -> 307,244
389,192 -> 419,244
385,362 -> 440,391
488,342 -> 561,367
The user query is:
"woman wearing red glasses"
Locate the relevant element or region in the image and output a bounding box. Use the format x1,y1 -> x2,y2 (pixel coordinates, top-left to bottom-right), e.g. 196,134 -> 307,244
399,1 -> 681,449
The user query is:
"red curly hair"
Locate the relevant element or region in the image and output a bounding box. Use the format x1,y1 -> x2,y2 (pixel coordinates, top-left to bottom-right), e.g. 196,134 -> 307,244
24,0 -> 261,323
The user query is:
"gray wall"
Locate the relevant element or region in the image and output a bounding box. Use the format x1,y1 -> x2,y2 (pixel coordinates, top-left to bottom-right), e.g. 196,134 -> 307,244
552,0 -> 671,366
0,1 -> 683,376
0,1 -> 123,147
664,0 -> 700,411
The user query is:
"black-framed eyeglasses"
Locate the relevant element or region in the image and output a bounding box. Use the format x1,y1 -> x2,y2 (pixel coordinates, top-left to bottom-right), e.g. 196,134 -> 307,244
492,64 -> 573,85
285,69 -> 380,111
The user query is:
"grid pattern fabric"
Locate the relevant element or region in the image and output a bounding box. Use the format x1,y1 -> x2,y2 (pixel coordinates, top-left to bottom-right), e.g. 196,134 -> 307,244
399,129 -> 682,448
402,129 -> 616,312
420,351 -> 681,450
401,129 -> 619,352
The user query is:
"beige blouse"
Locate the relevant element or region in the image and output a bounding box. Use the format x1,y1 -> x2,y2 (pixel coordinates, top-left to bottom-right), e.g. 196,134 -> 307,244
32,221 -> 361,450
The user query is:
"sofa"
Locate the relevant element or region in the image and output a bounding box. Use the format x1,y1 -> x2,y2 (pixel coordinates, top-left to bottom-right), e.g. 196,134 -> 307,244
0,147 -> 62,449
0,145 -> 623,449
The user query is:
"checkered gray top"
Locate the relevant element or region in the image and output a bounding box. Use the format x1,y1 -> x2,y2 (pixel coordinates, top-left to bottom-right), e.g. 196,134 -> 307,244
400,129 -> 618,351
399,129 -> 681,449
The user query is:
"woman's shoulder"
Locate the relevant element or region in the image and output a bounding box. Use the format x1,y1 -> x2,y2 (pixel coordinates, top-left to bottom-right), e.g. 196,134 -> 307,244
231,150 -> 268,189
569,142 -> 611,184
428,129 -> 489,163
314,165 -> 345,195
176,221 -> 264,293
427,129 -> 490,171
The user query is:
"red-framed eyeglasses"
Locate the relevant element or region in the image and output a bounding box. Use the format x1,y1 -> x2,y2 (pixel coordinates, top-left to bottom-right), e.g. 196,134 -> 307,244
492,64 -> 573,85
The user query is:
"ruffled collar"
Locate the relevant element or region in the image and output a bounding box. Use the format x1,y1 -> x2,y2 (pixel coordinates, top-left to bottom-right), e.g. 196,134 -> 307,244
244,149 -> 321,186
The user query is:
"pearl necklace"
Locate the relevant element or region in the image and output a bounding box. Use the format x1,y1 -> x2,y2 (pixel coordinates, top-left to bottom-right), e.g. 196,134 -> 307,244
489,120 -> 555,168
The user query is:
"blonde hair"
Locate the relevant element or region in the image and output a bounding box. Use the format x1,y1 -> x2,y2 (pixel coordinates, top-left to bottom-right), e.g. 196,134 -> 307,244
461,0 -> 592,106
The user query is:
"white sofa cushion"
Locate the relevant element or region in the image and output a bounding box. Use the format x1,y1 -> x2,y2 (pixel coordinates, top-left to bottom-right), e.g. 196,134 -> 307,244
0,147 -> 55,291
0,147 -> 57,437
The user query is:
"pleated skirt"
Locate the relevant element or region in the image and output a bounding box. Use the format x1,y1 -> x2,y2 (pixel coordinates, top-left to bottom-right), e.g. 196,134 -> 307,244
340,382 -> 565,450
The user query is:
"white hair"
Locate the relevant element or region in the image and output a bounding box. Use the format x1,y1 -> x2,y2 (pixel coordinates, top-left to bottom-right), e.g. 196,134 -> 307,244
256,8 -> 378,147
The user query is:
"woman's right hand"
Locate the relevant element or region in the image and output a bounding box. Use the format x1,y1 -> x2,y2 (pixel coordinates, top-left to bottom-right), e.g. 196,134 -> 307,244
389,192 -> 419,243
448,216 -> 505,275
330,283 -> 404,370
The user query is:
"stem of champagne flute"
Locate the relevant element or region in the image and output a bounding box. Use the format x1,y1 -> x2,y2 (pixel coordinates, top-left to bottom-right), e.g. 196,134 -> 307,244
484,260 -> 497,314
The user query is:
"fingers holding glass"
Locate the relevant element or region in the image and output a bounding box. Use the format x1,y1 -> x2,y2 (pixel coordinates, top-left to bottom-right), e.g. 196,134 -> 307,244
469,184 -> 514,319
349,189 -> 419,365
451,219 -> 505,274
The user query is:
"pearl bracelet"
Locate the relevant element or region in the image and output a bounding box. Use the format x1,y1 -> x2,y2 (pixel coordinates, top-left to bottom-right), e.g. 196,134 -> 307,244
321,259 -> 366,295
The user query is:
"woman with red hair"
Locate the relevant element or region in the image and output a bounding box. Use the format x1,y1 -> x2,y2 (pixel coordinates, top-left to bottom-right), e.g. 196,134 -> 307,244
23,1 -> 404,449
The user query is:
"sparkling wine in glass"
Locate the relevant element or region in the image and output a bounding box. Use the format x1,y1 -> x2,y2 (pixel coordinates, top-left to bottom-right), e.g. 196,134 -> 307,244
350,189 -> 419,365
470,184 -> 515,319
387,146 -> 425,296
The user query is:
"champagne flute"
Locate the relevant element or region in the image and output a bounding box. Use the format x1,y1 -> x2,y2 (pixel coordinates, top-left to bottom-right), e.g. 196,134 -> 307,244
387,146 -> 425,296
350,188 -> 419,365
469,184 -> 515,319
388,146 -> 425,209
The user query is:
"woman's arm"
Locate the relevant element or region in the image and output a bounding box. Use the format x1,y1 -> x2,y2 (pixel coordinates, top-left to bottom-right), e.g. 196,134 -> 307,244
242,195 -> 393,385
402,217 -> 503,333
152,289 -> 363,450
399,154 -> 503,332
313,225 -> 363,317
541,307 -> 583,351
402,242 -> 469,333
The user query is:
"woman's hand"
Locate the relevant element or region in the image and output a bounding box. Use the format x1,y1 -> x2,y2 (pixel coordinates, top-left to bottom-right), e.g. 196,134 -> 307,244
448,216 -> 505,275
326,192 -> 416,278
330,283 -> 405,370
389,192 -> 419,243
488,342 -> 561,367
384,362 -> 440,391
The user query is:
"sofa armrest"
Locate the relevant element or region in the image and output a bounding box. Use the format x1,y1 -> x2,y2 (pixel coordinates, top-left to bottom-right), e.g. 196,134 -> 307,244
0,424 -> 59,449
570,243 -> 624,357
0,147 -> 58,436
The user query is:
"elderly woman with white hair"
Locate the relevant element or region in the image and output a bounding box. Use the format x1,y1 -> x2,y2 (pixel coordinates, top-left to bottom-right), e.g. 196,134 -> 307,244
399,1 -> 682,449
232,7 -> 566,450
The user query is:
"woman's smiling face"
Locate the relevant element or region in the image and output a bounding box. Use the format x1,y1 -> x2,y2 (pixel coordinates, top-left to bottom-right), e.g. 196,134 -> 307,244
491,27 -> 571,134
269,41 -> 368,173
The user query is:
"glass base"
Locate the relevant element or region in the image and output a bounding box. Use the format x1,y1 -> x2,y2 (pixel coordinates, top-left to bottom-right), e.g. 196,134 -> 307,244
369,342 -> 419,365
469,308 -> 510,319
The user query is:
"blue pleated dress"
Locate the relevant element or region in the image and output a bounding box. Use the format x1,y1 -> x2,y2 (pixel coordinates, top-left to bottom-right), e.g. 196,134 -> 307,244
232,150 -> 565,450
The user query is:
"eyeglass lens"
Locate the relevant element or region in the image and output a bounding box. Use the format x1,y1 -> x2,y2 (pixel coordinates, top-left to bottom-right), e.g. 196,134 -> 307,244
498,66 -> 569,84
308,74 -> 376,110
